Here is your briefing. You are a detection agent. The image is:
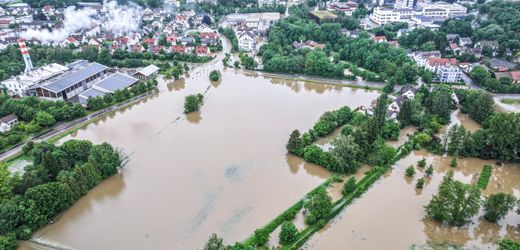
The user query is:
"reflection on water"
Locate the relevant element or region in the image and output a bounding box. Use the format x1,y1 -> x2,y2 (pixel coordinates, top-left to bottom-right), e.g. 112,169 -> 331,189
307,149 -> 520,249
22,56 -> 379,249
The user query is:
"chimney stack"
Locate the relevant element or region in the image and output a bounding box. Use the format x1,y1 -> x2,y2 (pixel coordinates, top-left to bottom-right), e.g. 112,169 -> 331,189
18,38 -> 34,74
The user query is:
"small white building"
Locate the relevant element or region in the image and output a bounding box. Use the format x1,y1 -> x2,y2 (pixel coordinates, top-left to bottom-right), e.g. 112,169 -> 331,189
0,114 -> 18,133
134,64 -> 160,80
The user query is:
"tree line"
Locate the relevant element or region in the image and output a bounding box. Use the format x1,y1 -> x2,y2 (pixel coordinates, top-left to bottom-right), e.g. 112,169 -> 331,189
0,140 -> 123,249
0,95 -> 86,152
87,79 -> 158,111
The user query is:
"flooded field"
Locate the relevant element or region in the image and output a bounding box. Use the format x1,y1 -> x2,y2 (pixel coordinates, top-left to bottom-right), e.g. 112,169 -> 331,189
18,57 -> 380,249
306,114 -> 520,250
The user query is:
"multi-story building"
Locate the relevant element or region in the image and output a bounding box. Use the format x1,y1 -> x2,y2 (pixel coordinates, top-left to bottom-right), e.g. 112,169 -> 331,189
370,7 -> 413,24
395,0 -> 417,9
237,30 -> 256,52
411,51 -> 442,67
426,58 -> 462,83
415,2 -> 467,18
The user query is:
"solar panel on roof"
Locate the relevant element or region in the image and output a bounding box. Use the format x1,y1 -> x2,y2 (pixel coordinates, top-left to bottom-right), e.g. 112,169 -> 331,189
42,63 -> 108,92
94,72 -> 138,93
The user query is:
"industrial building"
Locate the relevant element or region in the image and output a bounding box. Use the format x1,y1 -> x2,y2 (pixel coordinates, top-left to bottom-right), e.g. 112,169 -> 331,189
1,38 -> 143,103
78,72 -> 139,105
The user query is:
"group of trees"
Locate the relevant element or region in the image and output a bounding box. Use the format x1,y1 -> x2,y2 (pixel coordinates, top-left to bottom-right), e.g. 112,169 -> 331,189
258,4 -> 420,82
471,66 -> 520,93
425,173 -> 519,227
0,140 -> 122,249
0,95 -> 86,151
287,95 -> 400,173
446,112 -> 520,162
86,79 -> 158,111
184,93 -> 204,113
161,61 -> 189,80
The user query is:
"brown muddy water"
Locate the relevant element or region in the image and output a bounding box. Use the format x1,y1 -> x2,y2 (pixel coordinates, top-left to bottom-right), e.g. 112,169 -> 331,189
306,138 -> 520,248
18,58 -> 379,249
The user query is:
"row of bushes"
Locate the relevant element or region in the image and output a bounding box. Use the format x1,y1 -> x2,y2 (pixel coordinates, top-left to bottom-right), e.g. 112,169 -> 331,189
284,143 -> 408,250
477,165 -> 492,189
242,177 -> 338,248
87,79 -> 158,111
285,165 -> 390,250
0,140 -> 123,250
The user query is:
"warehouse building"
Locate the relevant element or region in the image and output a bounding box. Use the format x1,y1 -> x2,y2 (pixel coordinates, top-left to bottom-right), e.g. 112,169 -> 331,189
78,72 -> 139,105
29,61 -> 109,101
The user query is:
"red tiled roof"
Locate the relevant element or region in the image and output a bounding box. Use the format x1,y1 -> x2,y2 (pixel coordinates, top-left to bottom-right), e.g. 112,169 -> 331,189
373,35 -> 387,41
199,32 -> 216,39
196,46 -> 208,54
509,71 -> 520,82
428,58 -> 458,67
171,45 -> 185,53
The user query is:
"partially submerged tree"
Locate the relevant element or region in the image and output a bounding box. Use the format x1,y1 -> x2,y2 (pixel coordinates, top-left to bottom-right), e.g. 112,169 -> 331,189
425,173 -> 481,226
483,193 -> 516,223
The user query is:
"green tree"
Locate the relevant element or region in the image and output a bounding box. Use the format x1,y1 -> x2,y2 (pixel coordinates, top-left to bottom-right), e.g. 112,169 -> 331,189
405,165 -> 415,177
425,164 -> 434,176
470,66 -> 490,86
35,111 -> 55,127
184,94 -> 204,113
279,221 -> 298,245
286,130 -> 303,155
304,187 -> 332,225
483,193 -> 516,223
203,233 -> 229,250
342,176 -> 356,195
330,135 -> 361,173
209,70 -> 220,81
426,85 -> 453,124
416,178 -> 425,188
425,173 -> 481,226
254,228 -> 269,247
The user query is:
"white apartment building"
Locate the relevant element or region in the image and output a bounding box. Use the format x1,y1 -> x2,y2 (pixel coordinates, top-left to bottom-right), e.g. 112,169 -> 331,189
426,58 -> 462,83
369,7 -> 412,24
237,30 -> 256,52
415,2 -> 467,18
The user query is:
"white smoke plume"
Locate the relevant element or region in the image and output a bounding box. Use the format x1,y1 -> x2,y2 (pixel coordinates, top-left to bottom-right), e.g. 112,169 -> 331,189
22,1 -> 141,43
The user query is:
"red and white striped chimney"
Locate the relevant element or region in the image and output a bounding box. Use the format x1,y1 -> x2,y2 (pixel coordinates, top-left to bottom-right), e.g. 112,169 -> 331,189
18,38 -> 34,73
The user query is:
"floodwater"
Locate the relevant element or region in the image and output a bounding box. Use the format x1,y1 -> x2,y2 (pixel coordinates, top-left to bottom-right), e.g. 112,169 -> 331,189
18,49 -> 380,249
306,137 -> 520,249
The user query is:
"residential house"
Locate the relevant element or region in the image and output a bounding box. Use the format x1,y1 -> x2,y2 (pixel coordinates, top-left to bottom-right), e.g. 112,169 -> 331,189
399,85 -> 417,99
460,37 -> 472,47
61,37 -> 80,47
0,114 -> 17,133
195,46 -> 209,57
475,40 -> 499,57
373,35 -> 387,43
171,45 -> 186,53
488,58 -> 517,72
